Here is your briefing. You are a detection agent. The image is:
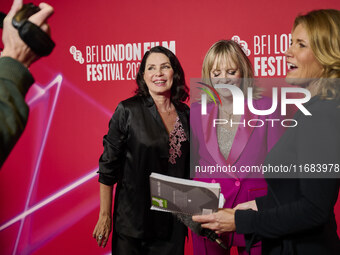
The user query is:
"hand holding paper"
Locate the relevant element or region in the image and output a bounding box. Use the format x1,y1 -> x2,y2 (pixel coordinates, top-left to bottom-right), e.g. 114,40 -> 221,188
234,200 -> 258,211
192,208 -> 236,234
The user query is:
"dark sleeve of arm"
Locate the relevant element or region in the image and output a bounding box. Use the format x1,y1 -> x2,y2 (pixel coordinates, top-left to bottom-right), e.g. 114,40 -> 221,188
266,105 -> 286,152
235,103 -> 340,241
252,104 -> 286,210
0,57 -> 34,167
98,102 -> 128,186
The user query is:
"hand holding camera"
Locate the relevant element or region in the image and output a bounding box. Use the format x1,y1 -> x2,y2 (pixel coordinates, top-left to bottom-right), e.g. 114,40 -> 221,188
1,0 -> 54,67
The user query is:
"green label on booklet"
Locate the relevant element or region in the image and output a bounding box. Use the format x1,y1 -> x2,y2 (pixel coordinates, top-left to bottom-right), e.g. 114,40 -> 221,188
152,196 -> 168,208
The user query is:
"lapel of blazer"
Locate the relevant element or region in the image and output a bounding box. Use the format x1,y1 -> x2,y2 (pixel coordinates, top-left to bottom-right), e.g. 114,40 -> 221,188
226,102 -> 257,167
143,96 -> 169,158
144,96 -> 161,123
201,104 -> 238,179
201,102 -> 258,178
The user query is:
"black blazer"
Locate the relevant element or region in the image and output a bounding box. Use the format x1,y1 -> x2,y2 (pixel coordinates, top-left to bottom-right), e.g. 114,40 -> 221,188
98,95 -> 190,239
235,96 -> 340,254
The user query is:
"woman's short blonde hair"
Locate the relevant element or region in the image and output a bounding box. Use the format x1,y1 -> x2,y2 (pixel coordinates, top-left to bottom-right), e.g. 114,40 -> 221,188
201,40 -> 261,98
293,9 -> 340,99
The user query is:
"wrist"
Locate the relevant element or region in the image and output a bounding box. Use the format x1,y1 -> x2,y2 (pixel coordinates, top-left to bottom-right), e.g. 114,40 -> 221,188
99,211 -> 111,218
232,210 -> 236,231
2,48 -> 35,68
2,48 -> 20,61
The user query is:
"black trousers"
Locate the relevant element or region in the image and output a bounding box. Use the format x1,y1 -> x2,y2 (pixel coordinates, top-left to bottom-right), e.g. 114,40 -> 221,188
112,221 -> 186,255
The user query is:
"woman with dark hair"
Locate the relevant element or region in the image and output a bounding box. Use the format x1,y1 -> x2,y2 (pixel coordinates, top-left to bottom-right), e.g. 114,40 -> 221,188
193,9 -> 340,255
135,46 -> 189,103
93,46 -> 190,255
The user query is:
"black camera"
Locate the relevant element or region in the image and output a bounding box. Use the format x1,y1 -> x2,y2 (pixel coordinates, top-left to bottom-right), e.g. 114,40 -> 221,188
0,3 -> 55,56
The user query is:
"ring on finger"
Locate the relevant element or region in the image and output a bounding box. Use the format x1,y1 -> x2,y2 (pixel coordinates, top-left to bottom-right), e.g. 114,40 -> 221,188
98,234 -> 103,240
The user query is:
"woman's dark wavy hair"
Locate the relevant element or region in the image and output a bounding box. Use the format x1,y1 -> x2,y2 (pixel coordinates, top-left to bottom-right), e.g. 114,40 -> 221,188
135,46 -> 189,103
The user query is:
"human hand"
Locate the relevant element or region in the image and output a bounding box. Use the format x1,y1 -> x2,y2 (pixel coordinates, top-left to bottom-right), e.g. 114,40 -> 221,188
92,214 -> 112,248
234,200 -> 258,211
2,0 -> 54,67
192,208 -> 236,234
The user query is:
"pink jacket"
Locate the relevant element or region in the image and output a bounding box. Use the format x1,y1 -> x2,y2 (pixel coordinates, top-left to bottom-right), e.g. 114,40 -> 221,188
191,97 -> 285,248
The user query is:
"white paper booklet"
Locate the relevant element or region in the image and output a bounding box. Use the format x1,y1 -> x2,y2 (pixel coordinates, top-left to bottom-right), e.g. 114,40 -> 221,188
150,172 -> 225,215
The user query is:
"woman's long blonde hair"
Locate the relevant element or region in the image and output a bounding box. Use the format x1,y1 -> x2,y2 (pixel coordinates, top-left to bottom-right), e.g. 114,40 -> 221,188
294,9 -> 340,99
202,40 -> 261,98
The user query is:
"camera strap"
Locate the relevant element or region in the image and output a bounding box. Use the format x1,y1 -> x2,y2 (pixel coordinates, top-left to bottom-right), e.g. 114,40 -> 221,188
16,20 -> 55,56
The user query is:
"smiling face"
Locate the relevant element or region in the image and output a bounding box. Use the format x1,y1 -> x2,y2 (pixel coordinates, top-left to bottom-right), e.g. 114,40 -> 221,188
285,24 -> 323,86
210,56 -> 241,98
143,53 -> 174,97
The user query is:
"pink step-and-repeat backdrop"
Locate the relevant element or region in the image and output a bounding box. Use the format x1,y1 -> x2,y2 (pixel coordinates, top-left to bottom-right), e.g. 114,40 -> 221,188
1,0 -> 339,254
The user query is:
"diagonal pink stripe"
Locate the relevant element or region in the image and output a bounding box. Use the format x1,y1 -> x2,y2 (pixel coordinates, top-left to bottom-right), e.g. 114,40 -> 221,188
12,75 -> 62,255
0,168 -> 98,231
